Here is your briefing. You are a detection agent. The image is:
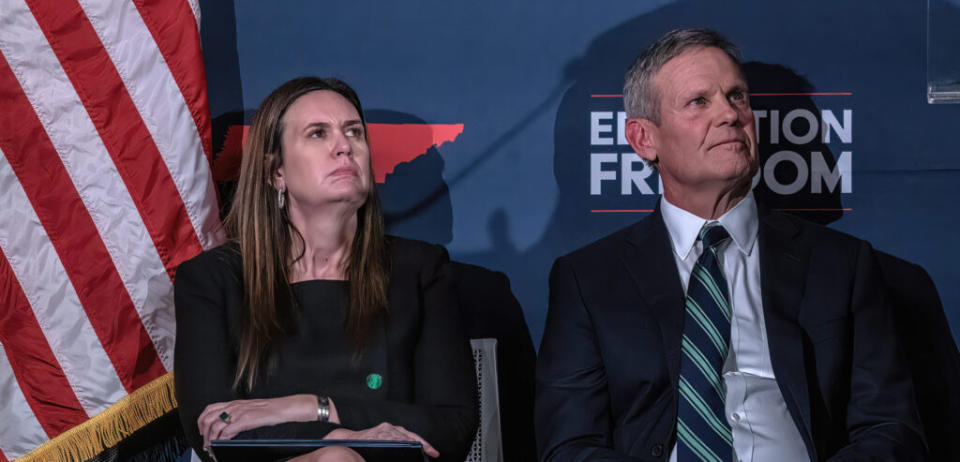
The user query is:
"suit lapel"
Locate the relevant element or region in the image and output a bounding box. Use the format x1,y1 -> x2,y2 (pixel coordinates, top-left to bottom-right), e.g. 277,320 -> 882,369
623,206 -> 818,455
758,211 -> 816,459
621,207 -> 686,388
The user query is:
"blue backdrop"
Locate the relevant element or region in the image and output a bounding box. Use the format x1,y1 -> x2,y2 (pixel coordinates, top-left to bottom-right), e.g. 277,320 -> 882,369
199,0 -> 960,348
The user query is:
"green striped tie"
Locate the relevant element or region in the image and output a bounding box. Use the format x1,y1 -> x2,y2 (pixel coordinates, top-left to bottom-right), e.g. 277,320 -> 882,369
676,223 -> 732,462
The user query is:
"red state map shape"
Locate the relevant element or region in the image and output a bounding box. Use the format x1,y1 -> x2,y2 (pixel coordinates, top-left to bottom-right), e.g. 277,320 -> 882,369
367,123 -> 463,183
212,123 -> 464,184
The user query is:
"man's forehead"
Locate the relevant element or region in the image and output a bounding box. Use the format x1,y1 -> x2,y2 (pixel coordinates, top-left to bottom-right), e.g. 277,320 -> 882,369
653,47 -> 745,91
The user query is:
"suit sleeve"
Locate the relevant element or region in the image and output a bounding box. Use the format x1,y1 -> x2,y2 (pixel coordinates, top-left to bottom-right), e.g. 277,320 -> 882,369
536,257 -> 644,462
332,244 -> 479,462
828,241 -> 926,461
173,254 -> 340,462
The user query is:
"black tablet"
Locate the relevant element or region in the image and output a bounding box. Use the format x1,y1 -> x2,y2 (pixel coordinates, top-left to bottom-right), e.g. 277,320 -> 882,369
210,439 -> 427,462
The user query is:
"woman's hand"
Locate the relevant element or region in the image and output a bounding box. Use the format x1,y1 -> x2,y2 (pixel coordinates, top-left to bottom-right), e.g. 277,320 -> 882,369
325,422 -> 440,458
197,394 -> 318,449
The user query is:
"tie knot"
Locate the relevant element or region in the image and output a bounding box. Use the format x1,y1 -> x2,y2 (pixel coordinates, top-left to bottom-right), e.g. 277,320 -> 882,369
699,223 -> 730,250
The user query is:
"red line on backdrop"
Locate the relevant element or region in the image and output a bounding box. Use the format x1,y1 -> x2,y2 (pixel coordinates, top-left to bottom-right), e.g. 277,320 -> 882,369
775,208 -> 853,211
590,209 -> 655,213
132,0 -> 213,161
590,92 -> 852,98
750,92 -> 852,96
592,208 -> 852,213
0,248 -> 88,438
0,54 -> 164,392
27,0 -> 204,281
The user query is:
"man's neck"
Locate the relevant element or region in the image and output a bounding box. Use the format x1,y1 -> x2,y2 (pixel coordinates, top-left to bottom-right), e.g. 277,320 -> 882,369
661,180 -> 751,220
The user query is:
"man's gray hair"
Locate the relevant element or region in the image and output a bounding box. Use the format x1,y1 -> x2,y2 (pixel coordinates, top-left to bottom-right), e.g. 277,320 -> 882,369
623,28 -> 742,123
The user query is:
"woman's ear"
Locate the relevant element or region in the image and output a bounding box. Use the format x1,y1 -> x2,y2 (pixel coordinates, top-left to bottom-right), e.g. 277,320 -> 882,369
267,153 -> 284,191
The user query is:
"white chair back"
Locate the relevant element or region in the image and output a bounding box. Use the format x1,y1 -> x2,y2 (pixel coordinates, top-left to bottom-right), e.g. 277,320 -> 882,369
466,338 -> 504,462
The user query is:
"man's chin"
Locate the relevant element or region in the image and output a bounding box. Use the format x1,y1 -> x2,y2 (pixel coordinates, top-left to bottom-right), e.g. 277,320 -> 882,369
715,155 -> 757,180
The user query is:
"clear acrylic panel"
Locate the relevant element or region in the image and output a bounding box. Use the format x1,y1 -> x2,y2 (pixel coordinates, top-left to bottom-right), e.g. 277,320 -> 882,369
928,0 -> 960,103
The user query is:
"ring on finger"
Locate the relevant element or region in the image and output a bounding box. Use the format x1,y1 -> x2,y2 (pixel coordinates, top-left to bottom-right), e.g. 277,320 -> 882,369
219,411 -> 231,423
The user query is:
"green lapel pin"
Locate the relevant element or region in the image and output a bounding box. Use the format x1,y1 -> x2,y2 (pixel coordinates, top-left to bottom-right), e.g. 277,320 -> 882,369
366,373 -> 383,390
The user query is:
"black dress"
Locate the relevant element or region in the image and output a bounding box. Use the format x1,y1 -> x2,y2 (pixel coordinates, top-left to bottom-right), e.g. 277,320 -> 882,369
173,237 -> 478,462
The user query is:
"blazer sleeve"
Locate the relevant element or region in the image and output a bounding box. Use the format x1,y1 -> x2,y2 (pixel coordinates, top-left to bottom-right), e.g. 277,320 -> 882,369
535,257 -> 644,462
331,244 -> 479,462
173,252 -> 340,462
828,241 -> 926,461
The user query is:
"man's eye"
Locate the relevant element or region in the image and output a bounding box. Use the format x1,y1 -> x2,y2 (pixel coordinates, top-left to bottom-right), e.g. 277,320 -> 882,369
730,91 -> 746,102
690,96 -> 707,106
309,129 -> 325,138
345,127 -> 363,138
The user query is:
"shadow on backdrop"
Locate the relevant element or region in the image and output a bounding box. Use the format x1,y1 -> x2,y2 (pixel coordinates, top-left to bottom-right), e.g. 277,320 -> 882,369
199,0 -> 245,219
367,109 -> 454,245
367,109 -> 538,461
744,62 -> 844,226
461,0 -> 949,346
529,2 -> 955,457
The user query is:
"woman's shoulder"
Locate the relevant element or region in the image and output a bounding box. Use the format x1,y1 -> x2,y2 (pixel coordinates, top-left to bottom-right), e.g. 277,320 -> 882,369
175,242 -> 242,284
386,235 -> 450,268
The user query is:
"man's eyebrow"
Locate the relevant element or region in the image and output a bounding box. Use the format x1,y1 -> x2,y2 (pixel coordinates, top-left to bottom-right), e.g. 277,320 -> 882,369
677,87 -> 710,99
343,119 -> 363,126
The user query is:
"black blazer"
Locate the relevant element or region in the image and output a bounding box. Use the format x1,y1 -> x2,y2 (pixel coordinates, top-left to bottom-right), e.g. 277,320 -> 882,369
876,251 -> 960,461
174,236 -> 478,462
452,262 -> 538,462
535,206 -> 925,461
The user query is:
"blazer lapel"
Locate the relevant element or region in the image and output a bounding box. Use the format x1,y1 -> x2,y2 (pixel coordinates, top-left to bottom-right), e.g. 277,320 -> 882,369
758,211 -> 816,459
621,206 -> 686,388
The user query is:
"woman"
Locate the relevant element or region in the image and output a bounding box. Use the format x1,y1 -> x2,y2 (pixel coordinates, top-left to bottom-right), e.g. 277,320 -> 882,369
174,77 -> 478,462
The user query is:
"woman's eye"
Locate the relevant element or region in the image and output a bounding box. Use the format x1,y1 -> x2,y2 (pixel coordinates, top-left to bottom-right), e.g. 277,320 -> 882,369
345,127 -> 363,138
309,129 -> 325,138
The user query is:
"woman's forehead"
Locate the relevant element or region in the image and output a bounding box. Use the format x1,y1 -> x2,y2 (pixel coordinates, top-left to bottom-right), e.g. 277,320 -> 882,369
284,90 -> 360,128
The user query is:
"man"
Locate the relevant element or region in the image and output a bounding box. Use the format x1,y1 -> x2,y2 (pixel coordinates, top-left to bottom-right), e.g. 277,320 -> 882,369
535,29 -> 924,462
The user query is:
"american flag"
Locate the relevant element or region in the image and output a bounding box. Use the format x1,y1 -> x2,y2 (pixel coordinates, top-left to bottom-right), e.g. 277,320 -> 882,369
0,0 -> 222,459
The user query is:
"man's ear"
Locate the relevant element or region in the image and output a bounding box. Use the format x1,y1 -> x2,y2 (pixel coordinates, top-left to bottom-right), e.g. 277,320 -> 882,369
625,118 -> 658,164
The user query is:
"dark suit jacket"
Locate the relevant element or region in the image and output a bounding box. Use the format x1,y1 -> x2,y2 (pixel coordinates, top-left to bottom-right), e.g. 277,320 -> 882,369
452,262 -> 538,462
536,207 -> 925,462
875,252 -> 960,461
174,236 -> 478,462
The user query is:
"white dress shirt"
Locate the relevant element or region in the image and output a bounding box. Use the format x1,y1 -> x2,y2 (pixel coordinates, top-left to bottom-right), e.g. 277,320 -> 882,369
661,192 -> 808,462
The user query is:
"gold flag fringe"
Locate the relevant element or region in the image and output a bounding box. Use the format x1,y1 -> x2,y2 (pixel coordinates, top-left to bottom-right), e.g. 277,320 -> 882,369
17,371 -> 178,462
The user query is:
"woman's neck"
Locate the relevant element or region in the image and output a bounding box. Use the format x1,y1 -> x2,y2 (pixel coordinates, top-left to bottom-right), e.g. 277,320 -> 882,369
286,203 -> 357,282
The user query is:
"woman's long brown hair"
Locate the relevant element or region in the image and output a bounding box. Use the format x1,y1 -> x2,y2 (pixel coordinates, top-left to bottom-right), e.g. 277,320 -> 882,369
223,77 -> 390,390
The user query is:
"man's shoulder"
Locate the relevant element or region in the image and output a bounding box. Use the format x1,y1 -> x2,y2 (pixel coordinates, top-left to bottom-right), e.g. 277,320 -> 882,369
760,210 -> 878,276
560,214 -> 660,267
761,210 -> 865,250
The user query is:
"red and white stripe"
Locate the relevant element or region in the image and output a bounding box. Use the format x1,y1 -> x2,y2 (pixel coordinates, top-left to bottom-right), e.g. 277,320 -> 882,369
0,342 -> 46,462
0,0 -> 221,458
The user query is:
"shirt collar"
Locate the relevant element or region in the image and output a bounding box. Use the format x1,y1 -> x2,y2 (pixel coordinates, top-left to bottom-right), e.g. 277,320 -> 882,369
660,191 -> 759,260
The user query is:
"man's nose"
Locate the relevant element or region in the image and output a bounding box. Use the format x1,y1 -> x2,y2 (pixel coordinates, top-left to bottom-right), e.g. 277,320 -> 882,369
716,97 -> 741,126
